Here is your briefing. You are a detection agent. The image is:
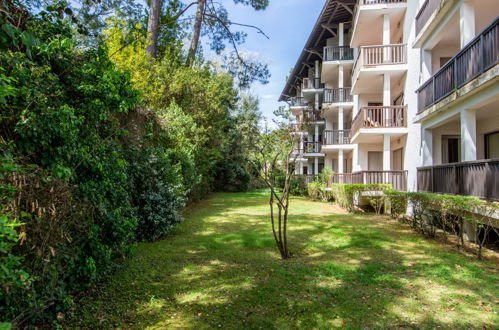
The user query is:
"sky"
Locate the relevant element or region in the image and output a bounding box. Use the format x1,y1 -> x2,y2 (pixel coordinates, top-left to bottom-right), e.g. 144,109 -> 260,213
218,0 -> 325,122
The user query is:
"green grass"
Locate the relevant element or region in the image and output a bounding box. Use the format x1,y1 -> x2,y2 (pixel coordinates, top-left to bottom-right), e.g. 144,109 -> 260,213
66,190 -> 499,329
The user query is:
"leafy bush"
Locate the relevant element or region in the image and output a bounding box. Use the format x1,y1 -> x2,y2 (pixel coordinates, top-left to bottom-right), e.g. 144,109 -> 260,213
289,176 -> 307,196
126,147 -> 185,242
307,181 -> 323,200
383,191 -> 499,258
331,184 -> 392,211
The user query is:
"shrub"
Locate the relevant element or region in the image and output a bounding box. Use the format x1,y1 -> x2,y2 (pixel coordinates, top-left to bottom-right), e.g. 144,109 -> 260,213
382,191 -> 499,258
331,184 -> 392,211
307,181 -> 323,200
289,176 -> 307,196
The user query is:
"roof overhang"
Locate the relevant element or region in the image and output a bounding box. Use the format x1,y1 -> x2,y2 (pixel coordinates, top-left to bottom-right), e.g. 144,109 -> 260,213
279,0 -> 357,102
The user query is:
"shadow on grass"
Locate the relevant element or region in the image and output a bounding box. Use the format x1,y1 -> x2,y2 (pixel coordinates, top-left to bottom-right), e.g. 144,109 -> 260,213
67,192 -> 499,329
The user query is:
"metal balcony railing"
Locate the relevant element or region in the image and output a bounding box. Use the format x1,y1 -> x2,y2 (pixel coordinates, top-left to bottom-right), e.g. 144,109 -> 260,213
289,97 -> 309,107
324,88 -> 353,103
323,46 -> 354,61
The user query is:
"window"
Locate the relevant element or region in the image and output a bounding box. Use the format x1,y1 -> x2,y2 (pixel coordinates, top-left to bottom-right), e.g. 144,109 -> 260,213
441,135 -> 460,164
368,151 -> 383,171
485,131 -> 499,159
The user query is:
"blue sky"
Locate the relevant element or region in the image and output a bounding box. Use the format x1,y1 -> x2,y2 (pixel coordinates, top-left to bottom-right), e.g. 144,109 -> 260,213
220,0 -> 325,121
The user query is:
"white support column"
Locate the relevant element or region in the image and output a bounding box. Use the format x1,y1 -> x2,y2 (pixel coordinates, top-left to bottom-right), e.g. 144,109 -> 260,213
338,65 -> 344,88
422,50 -> 432,82
338,150 -> 344,174
315,60 -> 320,78
460,0 -> 476,48
315,92 -> 320,111
338,107 -> 344,131
298,161 -> 303,175
353,95 -> 359,117
422,128 -> 433,166
383,14 -> 390,45
314,157 -> 319,175
339,23 -> 344,47
353,145 -> 361,172
315,124 -> 319,143
383,73 -> 391,106
460,109 -> 477,161
383,134 -> 391,171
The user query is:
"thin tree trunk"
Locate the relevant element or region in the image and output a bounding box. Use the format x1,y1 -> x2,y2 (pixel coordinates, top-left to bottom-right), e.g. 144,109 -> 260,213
187,0 -> 206,67
146,0 -> 162,58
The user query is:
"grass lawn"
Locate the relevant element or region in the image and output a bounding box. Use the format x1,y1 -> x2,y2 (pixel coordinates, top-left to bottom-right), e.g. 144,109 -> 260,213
67,190 -> 499,329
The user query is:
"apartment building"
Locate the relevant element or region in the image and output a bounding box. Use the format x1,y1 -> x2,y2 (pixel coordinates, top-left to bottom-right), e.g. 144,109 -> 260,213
281,0 -> 498,201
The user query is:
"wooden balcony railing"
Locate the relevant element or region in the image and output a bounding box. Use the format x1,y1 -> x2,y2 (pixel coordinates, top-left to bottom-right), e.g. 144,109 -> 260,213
303,77 -> 323,90
324,130 -> 351,145
323,46 -> 354,62
304,142 -> 322,154
324,88 -> 353,103
417,159 -> 499,201
353,44 -> 407,80
329,171 -> 408,191
361,0 -> 406,4
417,17 -> 498,113
415,0 -> 441,37
350,106 -> 407,138
289,97 -> 309,107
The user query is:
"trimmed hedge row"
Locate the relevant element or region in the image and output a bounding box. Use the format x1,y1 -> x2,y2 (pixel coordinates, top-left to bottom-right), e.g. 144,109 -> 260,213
331,184 -> 392,211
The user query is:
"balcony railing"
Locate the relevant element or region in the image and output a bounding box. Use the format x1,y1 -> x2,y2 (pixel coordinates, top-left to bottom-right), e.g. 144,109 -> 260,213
303,77 -> 323,90
329,171 -> 408,191
324,88 -> 353,103
415,0 -> 441,37
304,142 -> 322,154
323,46 -> 354,62
302,110 -> 323,122
361,0 -> 406,4
353,44 -> 407,80
324,130 -> 351,145
350,106 -> 407,138
289,97 -> 309,107
417,17 -> 499,113
417,159 -> 499,201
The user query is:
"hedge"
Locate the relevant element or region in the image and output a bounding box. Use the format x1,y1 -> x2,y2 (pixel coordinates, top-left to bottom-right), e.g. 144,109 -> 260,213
384,191 -> 499,259
331,184 -> 392,211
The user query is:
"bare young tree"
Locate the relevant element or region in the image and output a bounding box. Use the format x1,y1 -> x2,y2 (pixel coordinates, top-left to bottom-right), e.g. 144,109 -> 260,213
251,126 -> 299,259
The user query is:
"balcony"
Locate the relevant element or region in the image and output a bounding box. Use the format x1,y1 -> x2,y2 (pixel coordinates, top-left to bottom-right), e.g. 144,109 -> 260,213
289,97 -> 309,108
415,0 -> 441,38
417,159 -> 499,201
416,18 -> 498,114
304,142 -> 323,155
302,110 -> 323,122
352,44 -> 407,93
324,88 -> 353,104
323,130 -> 351,145
323,46 -> 354,62
302,78 -> 324,91
351,1 -> 407,47
329,171 -> 408,191
350,106 -> 407,142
